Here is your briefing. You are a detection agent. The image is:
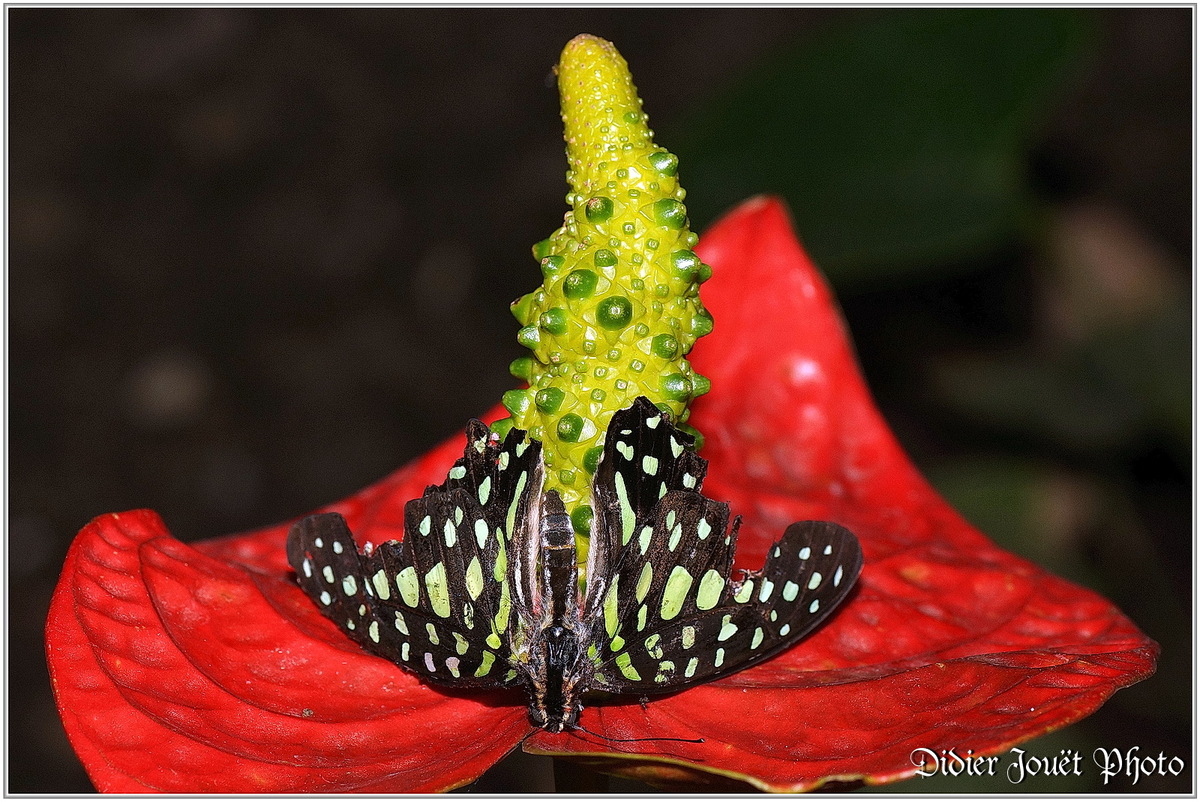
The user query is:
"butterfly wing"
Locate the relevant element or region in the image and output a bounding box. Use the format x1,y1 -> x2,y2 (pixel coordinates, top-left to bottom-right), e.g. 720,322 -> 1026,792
584,396 -> 707,610
595,518 -> 861,692
581,397 -> 862,693
286,420 -> 542,689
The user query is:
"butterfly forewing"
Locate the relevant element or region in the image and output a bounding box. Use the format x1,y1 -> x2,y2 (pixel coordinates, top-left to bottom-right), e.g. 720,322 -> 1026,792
286,421 -> 543,689
592,397 -> 708,530
585,488 -> 741,689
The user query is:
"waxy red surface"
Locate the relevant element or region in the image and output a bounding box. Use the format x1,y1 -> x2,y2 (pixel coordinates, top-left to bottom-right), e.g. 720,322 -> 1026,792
46,197 -> 1157,792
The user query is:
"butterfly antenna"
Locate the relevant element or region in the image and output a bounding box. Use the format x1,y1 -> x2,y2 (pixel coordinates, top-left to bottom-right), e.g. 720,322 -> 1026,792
573,722 -> 703,745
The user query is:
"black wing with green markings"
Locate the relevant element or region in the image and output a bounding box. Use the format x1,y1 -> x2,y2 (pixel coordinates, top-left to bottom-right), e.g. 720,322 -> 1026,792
286,420 -> 543,689
581,397 -> 862,694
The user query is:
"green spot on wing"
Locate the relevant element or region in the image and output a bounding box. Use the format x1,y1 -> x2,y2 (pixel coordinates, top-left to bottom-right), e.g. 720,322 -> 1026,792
635,562 -> 653,602
495,579 -> 512,633
494,542 -> 508,581
660,566 -> 693,621
371,570 -> 390,601
615,651 -> 641,681
604,577 -> 621,638
506,471 -> 528,539
475,651 -> 496,677
734,580 -> 754,604
614,472 -> 635,545
668,522 -> 683,551
638,525 -> 653,554
696,569 -> 724,610
465,557 -> 484,600
425,563 -> 451,618
396,566 -> 420,607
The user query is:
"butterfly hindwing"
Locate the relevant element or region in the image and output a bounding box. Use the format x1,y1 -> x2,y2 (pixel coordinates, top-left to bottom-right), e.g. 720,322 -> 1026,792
581,396 -> 863,695
586,397 -> 708,619
583,396 -> 737,690
594,519 -> 861,693
287,512 -> 381,643
586,488 -> 740,689
286,421 -> 543,689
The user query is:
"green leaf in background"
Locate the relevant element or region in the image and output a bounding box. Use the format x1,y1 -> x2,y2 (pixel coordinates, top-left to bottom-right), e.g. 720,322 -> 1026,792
669,9 -> 1093,286
930,296 -> 1191,462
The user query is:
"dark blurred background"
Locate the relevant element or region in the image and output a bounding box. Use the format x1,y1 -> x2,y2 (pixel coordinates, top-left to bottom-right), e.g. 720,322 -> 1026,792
8,8 -> 1191,793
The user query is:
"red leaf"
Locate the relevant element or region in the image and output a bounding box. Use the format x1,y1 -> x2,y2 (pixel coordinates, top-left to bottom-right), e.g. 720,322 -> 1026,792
523,197 -> 1158,790
46,196 -> 1156,793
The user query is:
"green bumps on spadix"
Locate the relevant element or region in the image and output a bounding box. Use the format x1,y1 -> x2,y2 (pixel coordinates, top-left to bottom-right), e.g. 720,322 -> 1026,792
494,35 -> 714,539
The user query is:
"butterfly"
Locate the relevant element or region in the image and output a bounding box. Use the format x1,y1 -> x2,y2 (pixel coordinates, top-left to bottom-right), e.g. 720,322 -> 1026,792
287,396 -> 862,733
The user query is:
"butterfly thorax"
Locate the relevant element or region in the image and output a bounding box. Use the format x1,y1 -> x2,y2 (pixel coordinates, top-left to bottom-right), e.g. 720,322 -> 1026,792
525,623 -> 587,732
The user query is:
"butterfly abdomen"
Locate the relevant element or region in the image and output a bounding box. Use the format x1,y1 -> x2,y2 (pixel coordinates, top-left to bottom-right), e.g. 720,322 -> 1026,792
538,491 -> 577,622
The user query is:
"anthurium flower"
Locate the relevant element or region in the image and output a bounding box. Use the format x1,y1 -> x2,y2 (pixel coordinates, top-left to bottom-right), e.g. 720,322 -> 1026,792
46,195 -> 1157,793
